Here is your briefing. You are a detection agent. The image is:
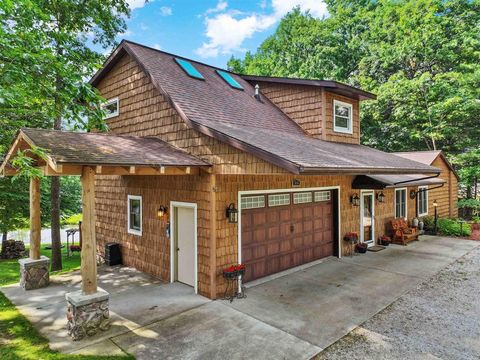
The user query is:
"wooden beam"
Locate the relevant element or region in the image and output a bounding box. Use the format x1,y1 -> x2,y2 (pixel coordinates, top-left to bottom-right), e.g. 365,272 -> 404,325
129,166 -> 136,174
80,166 -> 97,295
185,167 -> 191,174
95,166 -> 102,174
160,166 -> 165,174
209,174 -> 217,299
29,177 -> 41,260
42,164 -> 83,176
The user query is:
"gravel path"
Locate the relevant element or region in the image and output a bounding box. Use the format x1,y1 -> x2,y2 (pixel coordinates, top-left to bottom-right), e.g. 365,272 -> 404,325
316,243 -> 480,360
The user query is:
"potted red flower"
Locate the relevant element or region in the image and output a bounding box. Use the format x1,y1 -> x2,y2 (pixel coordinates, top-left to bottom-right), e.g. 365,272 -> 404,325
223,264 -> 246,279
355,243 -> 368,253
344,232 -> 359,243
379,235 -> 391,246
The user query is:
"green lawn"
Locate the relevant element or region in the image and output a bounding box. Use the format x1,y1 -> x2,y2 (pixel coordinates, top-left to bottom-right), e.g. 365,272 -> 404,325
0,244 -> 133,359
0,243 -> 81,287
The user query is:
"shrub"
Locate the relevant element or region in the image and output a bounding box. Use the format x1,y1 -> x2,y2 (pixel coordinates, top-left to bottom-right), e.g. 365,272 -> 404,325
437,218 -> 471,237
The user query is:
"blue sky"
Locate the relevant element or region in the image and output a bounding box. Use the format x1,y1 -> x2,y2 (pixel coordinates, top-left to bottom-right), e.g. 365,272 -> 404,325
111,0 -> 329,68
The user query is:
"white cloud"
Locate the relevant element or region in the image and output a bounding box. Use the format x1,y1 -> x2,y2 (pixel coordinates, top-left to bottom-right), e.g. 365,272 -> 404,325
159,6 -> 172,16
206,1 -> 228,14
152,43 -> 161,50
127,0 -> 149,11
196,0 -> 329,58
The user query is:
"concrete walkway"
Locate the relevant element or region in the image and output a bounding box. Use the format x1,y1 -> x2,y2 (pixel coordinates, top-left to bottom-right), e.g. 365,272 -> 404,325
1,236 -> 478,359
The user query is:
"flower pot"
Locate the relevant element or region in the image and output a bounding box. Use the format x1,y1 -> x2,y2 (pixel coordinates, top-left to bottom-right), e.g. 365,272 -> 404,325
356,243 -> 368,253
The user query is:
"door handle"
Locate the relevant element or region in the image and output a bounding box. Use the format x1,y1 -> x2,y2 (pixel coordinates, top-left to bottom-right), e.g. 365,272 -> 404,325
177,248 -> 180,251
290,225 -> 294,233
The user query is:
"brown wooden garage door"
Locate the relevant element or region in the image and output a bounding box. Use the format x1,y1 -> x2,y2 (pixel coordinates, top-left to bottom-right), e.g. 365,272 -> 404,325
241,191 -> 335,282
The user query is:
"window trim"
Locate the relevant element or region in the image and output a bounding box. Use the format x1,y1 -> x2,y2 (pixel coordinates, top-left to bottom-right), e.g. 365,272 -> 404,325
103,97 -> 119,119
333,100 -> 353,134
127,195 -> 142,236
394,188 -> 407,219
241,195 -> 265,209
268,193 -> 291,207
417,186 -> 428,217
293,192 -> 313,204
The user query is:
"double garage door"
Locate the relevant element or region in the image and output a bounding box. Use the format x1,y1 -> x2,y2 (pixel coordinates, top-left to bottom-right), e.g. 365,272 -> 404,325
241,190 -> 336,283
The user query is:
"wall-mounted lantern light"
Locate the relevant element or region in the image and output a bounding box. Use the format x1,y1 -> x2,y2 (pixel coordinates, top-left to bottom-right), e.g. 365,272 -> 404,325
157,205 -> 168,219
226,203 -> 238,223
350,193 -> 360,207
376,191 -> 386,203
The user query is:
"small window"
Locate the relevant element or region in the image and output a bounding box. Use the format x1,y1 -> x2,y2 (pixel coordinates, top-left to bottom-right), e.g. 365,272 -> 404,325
418,186 -> 428,216
241,195 -> 265,209
127,195 -> 142,236
293,192 -> 312,204
216,70 -> 243,90
333,100 -> 353,134
314,191 -> 331,202
103,98 -> 119,119
395,188 -> 407,219
174,58 -> 204,80
268,193 -> 290,207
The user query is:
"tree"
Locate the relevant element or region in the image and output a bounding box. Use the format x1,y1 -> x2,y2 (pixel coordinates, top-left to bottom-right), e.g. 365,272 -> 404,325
0,0 -> 131,270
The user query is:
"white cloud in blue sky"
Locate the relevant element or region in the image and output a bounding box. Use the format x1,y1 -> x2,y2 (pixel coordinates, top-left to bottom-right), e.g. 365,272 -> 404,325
196,0 -> 329,58
113,0 -> 328,68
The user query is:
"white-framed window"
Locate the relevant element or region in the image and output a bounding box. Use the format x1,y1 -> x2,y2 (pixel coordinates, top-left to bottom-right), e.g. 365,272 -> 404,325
333,100 -> 353,134
418,186 -> 428,216
293,192 -> 312,204
314,191 -> 331,202
127,195 -> 142,236
268,193 -> 290,207
241,195 -> 265,209
103,98 -> 119,119
394,188 -> 407,219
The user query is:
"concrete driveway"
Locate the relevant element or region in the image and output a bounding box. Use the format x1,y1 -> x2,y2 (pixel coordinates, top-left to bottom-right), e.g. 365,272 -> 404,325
2,236 -> 478,359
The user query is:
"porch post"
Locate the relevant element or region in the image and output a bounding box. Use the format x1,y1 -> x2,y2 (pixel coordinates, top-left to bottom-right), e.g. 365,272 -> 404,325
30,177 -> 41,259
65,166 -> 110,341
18,177 -> 50,290
80,166 -> 97,294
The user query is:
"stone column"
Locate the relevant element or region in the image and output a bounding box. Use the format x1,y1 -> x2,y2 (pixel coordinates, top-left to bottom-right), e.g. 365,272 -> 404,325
19,256 -> 50,290
66,289 -> 110,341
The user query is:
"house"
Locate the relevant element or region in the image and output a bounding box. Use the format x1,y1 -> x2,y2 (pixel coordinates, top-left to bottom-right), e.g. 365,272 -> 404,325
393,151 -> 459,218
0,40 -> 458,302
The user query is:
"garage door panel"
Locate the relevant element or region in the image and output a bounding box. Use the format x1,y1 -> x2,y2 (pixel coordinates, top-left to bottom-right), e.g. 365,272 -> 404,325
241,191 -> 334,283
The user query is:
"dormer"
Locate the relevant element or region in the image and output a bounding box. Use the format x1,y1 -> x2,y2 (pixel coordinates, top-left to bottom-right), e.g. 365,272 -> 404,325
242,76 -> 375,144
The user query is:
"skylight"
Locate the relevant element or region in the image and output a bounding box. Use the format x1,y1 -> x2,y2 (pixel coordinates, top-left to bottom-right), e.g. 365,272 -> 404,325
174,58 -> 204,80
216,70 -> 243,90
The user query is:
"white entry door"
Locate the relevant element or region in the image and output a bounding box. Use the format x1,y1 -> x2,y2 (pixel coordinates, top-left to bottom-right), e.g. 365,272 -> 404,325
360,191 -> 375,246
172,204 -> 196,289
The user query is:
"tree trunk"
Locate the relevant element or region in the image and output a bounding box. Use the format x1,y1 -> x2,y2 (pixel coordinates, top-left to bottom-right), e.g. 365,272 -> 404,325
50,40 -> 63,271
50,176 -> 62,270
1,231 -> 7,256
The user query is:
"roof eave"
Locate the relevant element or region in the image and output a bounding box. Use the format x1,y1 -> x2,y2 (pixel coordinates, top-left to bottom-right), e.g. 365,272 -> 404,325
299,167 -> 441,175
241,75 -> 376,100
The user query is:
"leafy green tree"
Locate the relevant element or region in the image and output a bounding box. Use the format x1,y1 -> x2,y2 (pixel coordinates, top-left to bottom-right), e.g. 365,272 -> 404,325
0,0 -> 131,269
229,0 -> 480,193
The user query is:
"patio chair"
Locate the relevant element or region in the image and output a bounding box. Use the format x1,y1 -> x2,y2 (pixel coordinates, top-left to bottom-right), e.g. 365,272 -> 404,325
390,218 -> 419,246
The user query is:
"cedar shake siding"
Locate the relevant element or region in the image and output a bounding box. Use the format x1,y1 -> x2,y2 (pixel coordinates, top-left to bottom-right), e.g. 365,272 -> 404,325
427,157 -> 458,218
257,82 -> 360,144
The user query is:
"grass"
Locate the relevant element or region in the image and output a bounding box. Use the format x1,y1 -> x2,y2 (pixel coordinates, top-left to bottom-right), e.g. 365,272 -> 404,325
0,243 -> 81,287
0,244 -> 133,359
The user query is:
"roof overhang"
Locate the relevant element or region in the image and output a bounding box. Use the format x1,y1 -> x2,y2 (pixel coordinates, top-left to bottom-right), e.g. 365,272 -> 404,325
0,129 -> 211,177
352,174 -> 446,190
241,75 -> 376,101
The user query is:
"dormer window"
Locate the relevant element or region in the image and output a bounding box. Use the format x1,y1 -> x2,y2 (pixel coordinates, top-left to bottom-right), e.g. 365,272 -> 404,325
103,98 -> 119,119
333,100 -> 353,134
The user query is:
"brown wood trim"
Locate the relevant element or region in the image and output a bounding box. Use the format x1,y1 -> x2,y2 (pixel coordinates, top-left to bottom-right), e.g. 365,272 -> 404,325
209,174 -> 217,299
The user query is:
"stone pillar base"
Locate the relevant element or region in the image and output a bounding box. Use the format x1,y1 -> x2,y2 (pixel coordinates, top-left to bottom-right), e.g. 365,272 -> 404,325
66,289 -> 110,341
19,256 -> 50,290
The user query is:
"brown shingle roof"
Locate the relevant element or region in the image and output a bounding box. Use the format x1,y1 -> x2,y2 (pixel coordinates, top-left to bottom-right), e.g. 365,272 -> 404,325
393,151 -> 442,165
89,40 -> 440,175
20,128 -> 210,167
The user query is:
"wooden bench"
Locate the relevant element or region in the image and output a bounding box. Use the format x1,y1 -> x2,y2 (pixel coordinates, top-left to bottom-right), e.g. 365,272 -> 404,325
390,218 -> 419,245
